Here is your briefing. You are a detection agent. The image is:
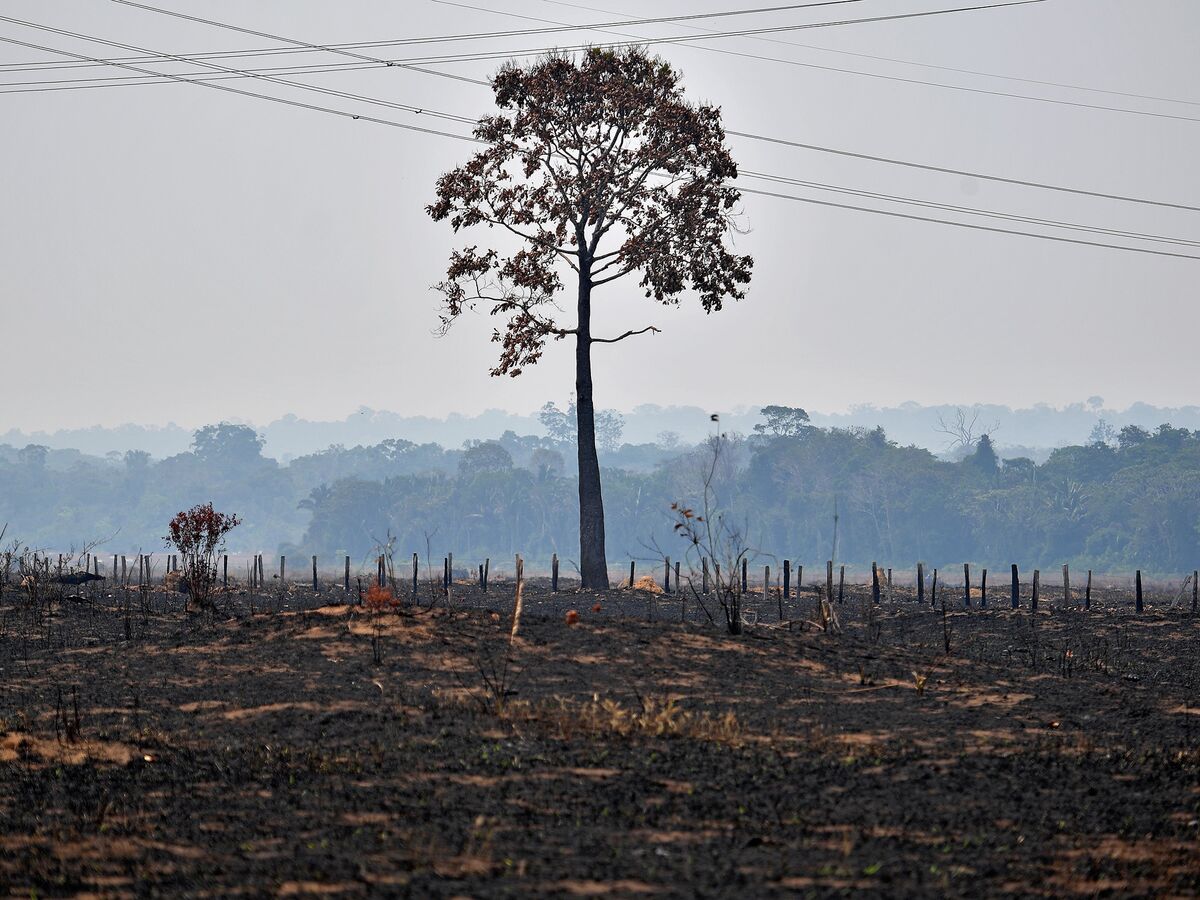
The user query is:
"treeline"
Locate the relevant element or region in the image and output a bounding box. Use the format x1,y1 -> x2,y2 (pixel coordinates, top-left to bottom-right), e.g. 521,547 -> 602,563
1,415 -> 1197,573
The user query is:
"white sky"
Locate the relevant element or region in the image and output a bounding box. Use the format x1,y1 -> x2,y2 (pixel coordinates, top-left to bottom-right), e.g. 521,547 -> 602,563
2,0 -> 1197,432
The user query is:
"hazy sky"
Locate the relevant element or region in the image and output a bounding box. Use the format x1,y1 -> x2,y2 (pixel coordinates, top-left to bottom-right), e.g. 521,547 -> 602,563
2,0 -> 1197,432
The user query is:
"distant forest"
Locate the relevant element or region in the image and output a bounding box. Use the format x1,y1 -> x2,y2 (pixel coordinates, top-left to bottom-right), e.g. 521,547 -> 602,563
1,408 -> 1198,575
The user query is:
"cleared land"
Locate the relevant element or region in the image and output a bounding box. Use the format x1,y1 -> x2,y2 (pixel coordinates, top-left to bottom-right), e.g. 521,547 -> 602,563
1,578 -> 1199,897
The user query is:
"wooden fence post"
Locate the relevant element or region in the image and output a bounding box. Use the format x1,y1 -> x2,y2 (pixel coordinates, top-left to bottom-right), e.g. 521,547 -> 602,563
483,558 -> 489,593
344,556 -> 350,592
825,560 -> 833,608
837,564 -> 844,603
871,562 -> 880,604
776,565 -> 784,621
741,558 -> 748,594
223,554 -> 228,587
931,569 -> 938,607
782,560 -> 791,601
1193,570 -> 1198,614
701,558 -> 708,594
1135,570 -> 1143,613
980,568 -> 988,608
552,553 -> 560,593
963,563 -> 971,609
764,565 -> 770,600
1031,569 -> 1040,612
917,562 -> 925,605
664,556 -> 671,594
887,568 -> 893,603
511,555 -> 525,638
1011,564 -> 1020,609
629,560 -> 636,589
796,564 -> 803,594
674,561 -> 680,599
1085,569 -> 1092,609
312,555 -> 318,592
412,553 -> 419,598
280,555 -> 286,585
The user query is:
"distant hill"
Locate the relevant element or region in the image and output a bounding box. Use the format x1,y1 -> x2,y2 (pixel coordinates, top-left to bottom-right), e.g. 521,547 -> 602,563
4,400 -> 1199,462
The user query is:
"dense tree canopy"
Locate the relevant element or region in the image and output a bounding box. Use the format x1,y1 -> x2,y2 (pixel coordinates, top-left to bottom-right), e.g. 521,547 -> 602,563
1,416 -> 1197,576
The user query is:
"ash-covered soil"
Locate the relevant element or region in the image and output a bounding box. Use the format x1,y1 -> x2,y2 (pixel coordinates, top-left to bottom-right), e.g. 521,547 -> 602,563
2,576 -> 1198,897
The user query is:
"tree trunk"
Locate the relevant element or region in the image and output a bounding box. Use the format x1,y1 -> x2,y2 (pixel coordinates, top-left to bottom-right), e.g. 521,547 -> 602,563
575,267 -> 610,589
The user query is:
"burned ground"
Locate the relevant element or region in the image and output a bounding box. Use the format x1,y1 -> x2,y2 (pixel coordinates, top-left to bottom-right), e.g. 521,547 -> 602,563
1,578 -> 1198,897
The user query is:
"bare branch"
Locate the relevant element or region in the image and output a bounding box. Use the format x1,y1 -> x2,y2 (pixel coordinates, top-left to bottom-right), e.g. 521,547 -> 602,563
591,325 -> 661,345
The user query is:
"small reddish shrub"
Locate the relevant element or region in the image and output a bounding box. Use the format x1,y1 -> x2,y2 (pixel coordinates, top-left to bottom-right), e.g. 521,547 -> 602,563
363,585 -> 399,663
565,610 -> 579,626
364,584 -> 399,613
164,502 -> 240,612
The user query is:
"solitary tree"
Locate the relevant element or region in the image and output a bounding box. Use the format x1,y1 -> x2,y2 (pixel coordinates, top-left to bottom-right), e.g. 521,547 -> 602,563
428,47 -> 753,587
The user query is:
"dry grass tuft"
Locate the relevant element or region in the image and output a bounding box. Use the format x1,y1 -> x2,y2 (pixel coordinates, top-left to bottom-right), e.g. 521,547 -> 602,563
505,695 -> 740,745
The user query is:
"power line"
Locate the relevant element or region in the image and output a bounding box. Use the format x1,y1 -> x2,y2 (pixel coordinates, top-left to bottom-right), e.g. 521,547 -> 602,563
425,0 -> 1200,125
0,32 -> 479,143
0,1 -> 1048,72
0,14 -> 479,126
29,2 -> 1196,213
113,0 -> 874,51
6,11 -> 1195,216
7,0 -> 1198,129
737,186 -> 1200,261
3,21 -> 1195,262
533,0 -> 1200,110
739,170 -> 1200,247
0,0 -> 948,74
303,2 -> 1050,67
728,131 -> 1200,213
